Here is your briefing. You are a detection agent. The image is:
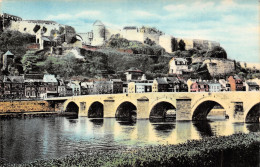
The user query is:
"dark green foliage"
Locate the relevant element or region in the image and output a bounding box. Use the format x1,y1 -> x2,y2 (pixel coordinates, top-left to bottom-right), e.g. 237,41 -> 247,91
206,46 -> 227,59
105,36 -> 165,56
16,133 -> 259,167
178,39 -> 186,51
0,30 -> 35,74
144,37 -> 155,46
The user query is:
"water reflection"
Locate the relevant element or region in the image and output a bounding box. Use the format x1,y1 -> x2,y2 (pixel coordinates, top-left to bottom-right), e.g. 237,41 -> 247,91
89,118 -> 104,126
246,123 -> 260,132
193,121 -> 213,137
0,117 -> 258,164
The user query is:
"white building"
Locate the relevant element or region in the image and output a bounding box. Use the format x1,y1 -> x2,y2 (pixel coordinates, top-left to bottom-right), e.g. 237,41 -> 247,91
169,57 -> 188,74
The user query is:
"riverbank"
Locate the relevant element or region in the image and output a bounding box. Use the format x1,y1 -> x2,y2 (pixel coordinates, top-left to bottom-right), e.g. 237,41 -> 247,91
0,111 -> 77,119
7,132 -> 259,167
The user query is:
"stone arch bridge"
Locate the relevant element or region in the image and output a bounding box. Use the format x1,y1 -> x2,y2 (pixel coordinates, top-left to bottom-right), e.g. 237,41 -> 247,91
46,92 -> 260,123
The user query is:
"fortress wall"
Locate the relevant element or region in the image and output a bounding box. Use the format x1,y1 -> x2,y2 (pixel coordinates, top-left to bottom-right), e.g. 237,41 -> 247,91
176,38 -> 194,50
9,20 -> 62,36
78,33 -> 91,45
159,35 -> 172,53
208,41 -> 220,49
106,27 -> 121,40
121,29 -> 144,43
143,32 -> 160,44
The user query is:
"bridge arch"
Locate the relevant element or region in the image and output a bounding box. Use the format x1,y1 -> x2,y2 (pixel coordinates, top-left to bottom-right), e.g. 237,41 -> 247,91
88,101 -> 104,118
65,101 -> 79,115
191,98 -> 229,121
149,100 -> 176,119
115,101 -> 137,119
245,102 -> 260,123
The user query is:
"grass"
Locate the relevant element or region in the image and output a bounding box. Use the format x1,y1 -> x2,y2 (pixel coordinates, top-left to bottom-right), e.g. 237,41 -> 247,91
5,132 -> 260,167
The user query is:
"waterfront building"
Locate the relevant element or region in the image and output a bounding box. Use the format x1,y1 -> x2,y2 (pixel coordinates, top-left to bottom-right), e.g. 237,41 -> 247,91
168,57 -> 188,74
94,81 -> 113,94
123,82 -> 128,93
3,75 -> 24,99
128,82 -> 153,93
245,82 -> 259,91
219,79 -> 231,91
190,81 -> 209,92
41,74 -> 58,98
57,79 -> 66,97
228,75 -> 244,91
166,77 -> 181,92
110,79 -> 123,94
24,74 -> 44,98
67,81 -> 81,96
81,81 -> 95,95
152,78 -> 169,92
65,84 -> 73,96
208,81 -> 222,92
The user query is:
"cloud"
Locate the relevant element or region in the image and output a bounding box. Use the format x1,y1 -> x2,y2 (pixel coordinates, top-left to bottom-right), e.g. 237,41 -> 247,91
46,10 -> 102,21
131,10 -> 159,18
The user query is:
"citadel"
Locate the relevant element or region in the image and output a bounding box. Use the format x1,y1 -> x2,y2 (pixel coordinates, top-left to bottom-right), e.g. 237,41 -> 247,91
1,13 -> 220,53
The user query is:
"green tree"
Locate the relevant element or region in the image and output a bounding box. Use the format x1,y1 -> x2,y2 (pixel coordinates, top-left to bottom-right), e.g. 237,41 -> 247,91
178,39 -> 186,51
21,50 -> 39,73
207,46 -> 227,59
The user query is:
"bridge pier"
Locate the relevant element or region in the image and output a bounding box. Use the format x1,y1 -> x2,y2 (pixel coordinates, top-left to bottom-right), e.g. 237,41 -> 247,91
79,102 -> 88,116
137,97 -> 150,119
229,102 -> 244,122
176,98 -> 192,121
103,98 -> 115,118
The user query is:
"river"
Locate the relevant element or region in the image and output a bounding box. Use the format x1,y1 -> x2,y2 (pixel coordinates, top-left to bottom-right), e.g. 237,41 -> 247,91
0,116 -> 259,164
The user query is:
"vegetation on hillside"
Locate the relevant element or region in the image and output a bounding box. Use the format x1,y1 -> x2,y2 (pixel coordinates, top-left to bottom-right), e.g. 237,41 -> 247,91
1,30 -> 259,80
0,30 -> 35,75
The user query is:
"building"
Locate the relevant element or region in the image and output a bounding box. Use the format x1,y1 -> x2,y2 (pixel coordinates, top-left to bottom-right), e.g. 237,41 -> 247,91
3,75 -> 24,99
125,67 -> 144,81
228,75 -> 244,91
208,81 -> 222,92
245,82 -> 259,91
152,78 -> 169,92
166,77 -> 180,92
219,79 -> 231,91
110,79 -> 123,94
81,81 -> 95,95
128,82 -> 153,93
169,57 -> 188,74
41,74 -> 58,98
94,81 -> 113,94
65,84 -> 73,96
2,50 -> 14,72
190,81 -> 209,92
24,74 -> 44,98
67,81 -> 81,96
123,82 -> 128,93
57,79 -> 66,97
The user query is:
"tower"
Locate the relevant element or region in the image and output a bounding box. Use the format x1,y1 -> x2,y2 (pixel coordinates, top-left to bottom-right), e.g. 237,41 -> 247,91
92,20 -> 105,46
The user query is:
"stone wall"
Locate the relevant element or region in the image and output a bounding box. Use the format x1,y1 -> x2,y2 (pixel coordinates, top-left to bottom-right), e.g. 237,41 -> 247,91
192,58 -> 235,77
0,100 -> 51,113
204,58 -> 235,77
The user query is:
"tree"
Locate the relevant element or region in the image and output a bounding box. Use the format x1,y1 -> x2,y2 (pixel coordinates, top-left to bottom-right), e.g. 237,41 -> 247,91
178,39 -> 186,51
207,46 -> 227,59
21,50 -> 39,73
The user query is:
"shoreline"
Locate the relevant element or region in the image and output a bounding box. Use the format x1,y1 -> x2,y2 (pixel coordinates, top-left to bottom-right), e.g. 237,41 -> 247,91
5,132 -> 259,167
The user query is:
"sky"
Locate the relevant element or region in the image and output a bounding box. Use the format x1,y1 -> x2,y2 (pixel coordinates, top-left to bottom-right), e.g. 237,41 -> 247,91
1,0 -> 259,63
